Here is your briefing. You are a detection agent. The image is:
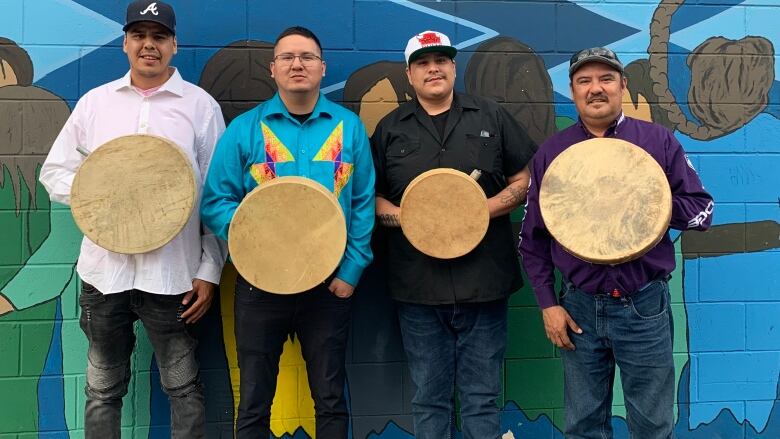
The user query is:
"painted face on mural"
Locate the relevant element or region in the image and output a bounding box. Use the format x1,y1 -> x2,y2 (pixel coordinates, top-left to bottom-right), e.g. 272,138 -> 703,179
406,52 -> 455,102
123,22 -> 177,88
270,34 -> 326,96
0,60 -> 18,87
570,62 -> 627,130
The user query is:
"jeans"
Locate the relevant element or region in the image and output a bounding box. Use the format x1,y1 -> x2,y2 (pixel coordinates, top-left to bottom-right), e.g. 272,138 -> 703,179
233,275 -> 352,439
396,298 -> 508,439
560,279 -> 675,439
78,283 -> 205,439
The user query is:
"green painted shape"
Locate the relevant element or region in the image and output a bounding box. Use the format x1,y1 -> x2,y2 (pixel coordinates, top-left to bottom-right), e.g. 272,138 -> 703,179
505,268 -> 566,429
0,377 -> 41,433
1,204 -> 82,312
670,241 -> 688,418
510,268 -> 563,307
0,301 -> 56,434
507,307 -> 554,359
20,321 -> 55,375
555,116 -> 576,131
0,322 -> 21,376
24,169 -> 52,258
0,209 -> 23,267
510,205 -> 525,223
0,166 -> 53,293
506,358 -> 564,410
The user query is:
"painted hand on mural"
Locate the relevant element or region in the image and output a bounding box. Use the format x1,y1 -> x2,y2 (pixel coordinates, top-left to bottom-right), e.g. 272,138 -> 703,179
0,294 -> 14,315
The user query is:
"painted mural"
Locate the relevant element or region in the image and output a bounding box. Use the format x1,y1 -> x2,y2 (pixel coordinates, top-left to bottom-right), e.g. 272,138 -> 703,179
1,0 -> 779,438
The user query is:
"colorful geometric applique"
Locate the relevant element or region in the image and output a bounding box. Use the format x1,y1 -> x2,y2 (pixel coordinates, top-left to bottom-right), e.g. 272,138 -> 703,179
333,162 -> 354,198
313,121 -> 354,197
313,121 -> 343,162
250,163 -> 276,185
262,122 -> 295,163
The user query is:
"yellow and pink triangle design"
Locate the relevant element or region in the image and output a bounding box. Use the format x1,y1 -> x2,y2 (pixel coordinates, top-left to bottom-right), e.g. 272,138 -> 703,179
262,122 -> 295,163
313,121 -> 343,162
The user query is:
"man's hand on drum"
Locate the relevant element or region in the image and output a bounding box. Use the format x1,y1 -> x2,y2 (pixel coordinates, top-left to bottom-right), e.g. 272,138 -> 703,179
542,305 -> 582,350
329,277 -> 355,298
181,279 -> 216,324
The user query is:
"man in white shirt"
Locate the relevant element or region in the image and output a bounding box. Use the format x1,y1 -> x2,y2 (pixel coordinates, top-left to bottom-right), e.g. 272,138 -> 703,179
38,2 -> 226,438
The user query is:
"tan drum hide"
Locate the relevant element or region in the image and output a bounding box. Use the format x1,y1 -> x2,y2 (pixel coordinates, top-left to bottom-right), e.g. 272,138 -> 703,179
70,134 -> 195,254
228,176 -> 347,294
400,168 -> 489,259
539,138 -> 672,264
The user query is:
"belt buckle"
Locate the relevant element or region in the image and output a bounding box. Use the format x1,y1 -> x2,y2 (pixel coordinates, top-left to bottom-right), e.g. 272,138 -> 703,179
610,288 -> 622,298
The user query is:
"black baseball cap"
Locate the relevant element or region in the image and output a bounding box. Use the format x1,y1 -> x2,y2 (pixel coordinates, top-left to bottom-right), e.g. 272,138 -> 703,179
569,47 -> 623,78
123,1 -> 176,35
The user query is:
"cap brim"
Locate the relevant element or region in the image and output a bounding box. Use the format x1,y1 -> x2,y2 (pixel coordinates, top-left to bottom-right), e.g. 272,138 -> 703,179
569,56 -> 623,77
123,19 -> 175,35
408,46 -> 457,64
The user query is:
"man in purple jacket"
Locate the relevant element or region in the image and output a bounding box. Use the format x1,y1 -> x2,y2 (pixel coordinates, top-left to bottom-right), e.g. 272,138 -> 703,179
518,47 -> 714,439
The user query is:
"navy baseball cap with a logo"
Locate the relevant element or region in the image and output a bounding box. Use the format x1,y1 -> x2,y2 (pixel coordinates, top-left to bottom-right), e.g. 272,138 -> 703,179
123,1 -> 176,35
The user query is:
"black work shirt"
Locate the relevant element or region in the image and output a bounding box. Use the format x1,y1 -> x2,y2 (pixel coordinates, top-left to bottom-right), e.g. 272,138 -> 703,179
371,93 -> 538,304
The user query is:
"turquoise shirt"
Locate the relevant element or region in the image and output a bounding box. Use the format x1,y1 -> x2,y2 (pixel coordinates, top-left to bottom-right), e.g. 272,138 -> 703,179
200,93 -> 375,286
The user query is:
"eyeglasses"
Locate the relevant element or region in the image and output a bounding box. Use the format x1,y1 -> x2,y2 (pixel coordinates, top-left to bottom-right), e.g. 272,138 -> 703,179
570,47 -> 619,66
273,53 -> 323,67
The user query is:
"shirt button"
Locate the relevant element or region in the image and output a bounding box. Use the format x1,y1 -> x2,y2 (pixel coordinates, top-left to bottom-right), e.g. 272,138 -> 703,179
301,149 -> 306,154
441,148 -> 446,152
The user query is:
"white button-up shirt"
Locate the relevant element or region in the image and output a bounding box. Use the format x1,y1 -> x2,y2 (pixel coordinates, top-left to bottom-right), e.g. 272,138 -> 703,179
40,69 -> 228,295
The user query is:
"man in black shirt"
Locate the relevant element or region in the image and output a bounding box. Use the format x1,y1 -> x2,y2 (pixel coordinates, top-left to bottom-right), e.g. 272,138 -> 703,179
370,30 -> 537,439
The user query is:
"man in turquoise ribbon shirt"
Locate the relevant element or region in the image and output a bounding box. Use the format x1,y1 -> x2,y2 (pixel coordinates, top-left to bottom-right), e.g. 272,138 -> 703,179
200,26 -> 374,439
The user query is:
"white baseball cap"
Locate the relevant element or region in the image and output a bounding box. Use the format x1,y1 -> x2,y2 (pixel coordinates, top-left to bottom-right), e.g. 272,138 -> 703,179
404,31 -> 457,65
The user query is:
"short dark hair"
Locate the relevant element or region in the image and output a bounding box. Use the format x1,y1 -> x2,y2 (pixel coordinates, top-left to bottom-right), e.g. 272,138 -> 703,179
274,26 -> 322,54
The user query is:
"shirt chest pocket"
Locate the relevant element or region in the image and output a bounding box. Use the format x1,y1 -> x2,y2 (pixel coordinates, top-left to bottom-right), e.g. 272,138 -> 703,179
387,141 -> 420,159
385,140 -> 423,193
466,134 -> 501,174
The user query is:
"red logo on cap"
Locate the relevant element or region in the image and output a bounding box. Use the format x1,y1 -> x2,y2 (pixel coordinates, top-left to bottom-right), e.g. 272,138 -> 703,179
417,32 -> 442,47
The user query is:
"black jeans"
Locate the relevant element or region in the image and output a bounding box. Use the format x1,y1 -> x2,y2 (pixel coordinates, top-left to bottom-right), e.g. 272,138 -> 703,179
233,275 -> 352,438
78,283 -> 205,439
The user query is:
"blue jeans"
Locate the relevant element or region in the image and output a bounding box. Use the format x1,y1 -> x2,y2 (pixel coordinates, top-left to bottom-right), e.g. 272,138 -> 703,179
78,283 -> 205,439
233,275 -> 352,439
396,298 -> 508,439
560,279 -> 674,439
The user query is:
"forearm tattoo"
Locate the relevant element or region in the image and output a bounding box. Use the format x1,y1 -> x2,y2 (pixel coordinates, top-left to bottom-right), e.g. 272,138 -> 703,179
500,185 -> 525,205
378,214 -> 401,227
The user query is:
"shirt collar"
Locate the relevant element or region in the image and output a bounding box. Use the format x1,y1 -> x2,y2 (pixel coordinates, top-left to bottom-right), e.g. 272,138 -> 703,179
113,68 -> 185,97
399,92 -> 479,120
577,111 -> 626,137
262,92 -> 333,122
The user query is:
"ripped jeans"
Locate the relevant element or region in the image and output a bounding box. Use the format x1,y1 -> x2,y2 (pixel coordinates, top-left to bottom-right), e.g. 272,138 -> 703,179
78,282 -> 204,439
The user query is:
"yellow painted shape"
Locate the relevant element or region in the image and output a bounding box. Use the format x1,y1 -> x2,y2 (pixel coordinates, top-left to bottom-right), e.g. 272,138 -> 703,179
622,89 -> 653,123
358,78 -> 401,137
0,60 -> 18,87
220,263 -> 316,438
